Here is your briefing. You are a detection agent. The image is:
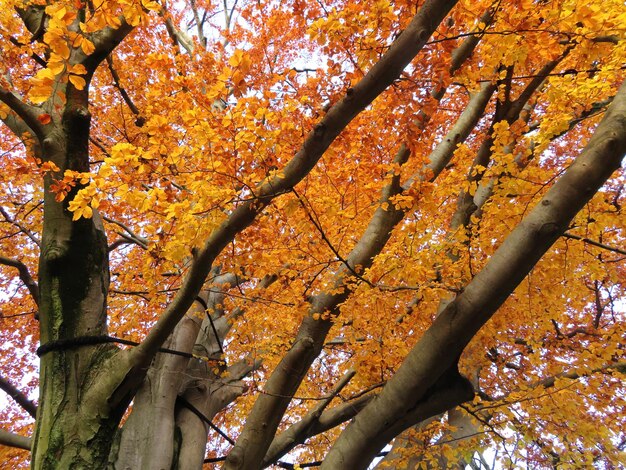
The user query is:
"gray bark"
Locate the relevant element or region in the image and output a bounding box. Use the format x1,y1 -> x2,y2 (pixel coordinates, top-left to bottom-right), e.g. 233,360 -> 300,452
0,429 -> 31,451
112,308 -> 203,469
111,270 -> 267,469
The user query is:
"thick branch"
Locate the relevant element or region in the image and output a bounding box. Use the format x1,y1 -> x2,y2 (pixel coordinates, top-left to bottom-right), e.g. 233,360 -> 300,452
322,81 -> 626,469
263,391 -> 377,468
0,87 -> 45,140
423,6 -> 494,119
189,0 -> 207,47
15,5 -> 45,41
0,104 -> 35,142
0,256 -> 39,307
0,375 -> 37,418
507,45 -> 574,121
534,361 -> 626,390
0,429 -> 31,451
449,9 -> 495,77
161,7 -> 194,54
85,21 -> 134,72
405,81 -> 495,186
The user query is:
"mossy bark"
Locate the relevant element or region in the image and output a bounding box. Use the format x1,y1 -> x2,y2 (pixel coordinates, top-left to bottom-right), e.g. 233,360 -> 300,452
31,90 -> 125,469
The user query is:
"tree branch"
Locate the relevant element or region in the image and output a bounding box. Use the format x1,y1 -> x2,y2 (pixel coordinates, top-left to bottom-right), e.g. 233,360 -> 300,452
0,376 -> 37,418
0,97 -> 35,142
0,86 -> 45,140
405,80 -> 496,187
507,44 -> 574,121
105,56 -> 142,120
85,20 -> 134,72
534,361 -> 626,390
14,5 -> 45,42
562,232 -> 626,256
262,370 -> 357,466
448,8 -> 496,77
0,256 -> 39,307
103,216 -> 148,248
132,0 -> 460,373
475,360 -> 626,410
0,429 -> 31,451
322,80 -> 626,470
160,4 -> 194,55
0,206 -> 41,247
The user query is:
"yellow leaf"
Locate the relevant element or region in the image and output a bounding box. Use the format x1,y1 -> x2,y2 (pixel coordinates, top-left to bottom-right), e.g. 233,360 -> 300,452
29,87 -> 53,104
49,39 -> 71,60
141,0 -> 160,11
48,57 -> 66,75
125,7 -> 142,27
53,6 -> 67,20
35,67 -> 56,81
80,38 -> 95,56
69,75 -> 86,90
69,63 -> 87,75
229,50 -> 244,67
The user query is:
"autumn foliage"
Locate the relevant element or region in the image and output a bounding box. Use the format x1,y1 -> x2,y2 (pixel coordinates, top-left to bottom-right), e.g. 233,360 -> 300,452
0,0 -> 625,468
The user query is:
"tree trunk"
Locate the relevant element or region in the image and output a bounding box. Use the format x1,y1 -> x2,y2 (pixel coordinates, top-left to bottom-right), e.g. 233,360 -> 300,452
112,274 -> 254,469
31,91 -> 120,469
112,311 -> 202,470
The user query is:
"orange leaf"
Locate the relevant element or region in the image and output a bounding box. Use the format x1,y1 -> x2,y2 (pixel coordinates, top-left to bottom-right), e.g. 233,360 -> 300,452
38,113 -> 52,125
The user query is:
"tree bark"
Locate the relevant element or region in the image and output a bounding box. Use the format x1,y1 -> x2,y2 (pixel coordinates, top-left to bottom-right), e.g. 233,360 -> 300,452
112,311 -> 202,470
31,86 -> 120,468
0,429 -> 32,451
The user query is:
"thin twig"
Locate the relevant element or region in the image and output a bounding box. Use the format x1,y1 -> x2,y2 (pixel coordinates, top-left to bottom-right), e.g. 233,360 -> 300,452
562,232 -> 626,256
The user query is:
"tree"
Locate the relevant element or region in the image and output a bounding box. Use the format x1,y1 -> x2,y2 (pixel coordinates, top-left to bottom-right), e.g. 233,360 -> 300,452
0,0 -> 624,468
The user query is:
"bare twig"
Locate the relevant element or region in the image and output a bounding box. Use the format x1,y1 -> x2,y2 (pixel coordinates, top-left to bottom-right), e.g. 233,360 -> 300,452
562,232 -> 626,256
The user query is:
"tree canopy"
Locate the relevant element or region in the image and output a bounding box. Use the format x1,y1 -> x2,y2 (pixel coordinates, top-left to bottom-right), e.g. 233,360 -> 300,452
0,0 -> 625,468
